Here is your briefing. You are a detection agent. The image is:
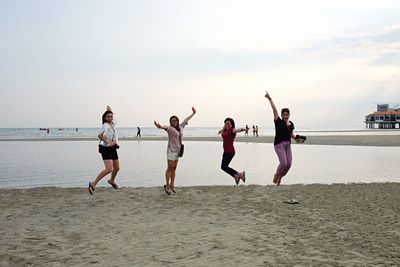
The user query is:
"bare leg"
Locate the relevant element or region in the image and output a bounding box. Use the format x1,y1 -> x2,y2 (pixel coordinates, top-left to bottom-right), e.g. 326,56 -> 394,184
92,160 -> 113,188
165,160 -> 175,193
170,160 -> 178,192
109,159 -> 120,184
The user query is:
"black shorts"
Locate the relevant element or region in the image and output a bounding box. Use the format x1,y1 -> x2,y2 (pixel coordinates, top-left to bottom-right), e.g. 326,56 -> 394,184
98,145 -> 119,160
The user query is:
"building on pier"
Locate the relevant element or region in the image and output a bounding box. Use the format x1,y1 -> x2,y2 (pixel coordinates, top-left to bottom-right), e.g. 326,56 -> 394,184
365,104 -> 400,129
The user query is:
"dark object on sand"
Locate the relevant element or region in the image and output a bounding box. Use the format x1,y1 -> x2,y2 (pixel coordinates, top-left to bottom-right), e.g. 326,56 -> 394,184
283,199 -> 299,204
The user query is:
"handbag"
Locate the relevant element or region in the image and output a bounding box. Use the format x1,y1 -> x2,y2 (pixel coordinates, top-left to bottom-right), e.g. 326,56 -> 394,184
178,134 -> 184,157
179,144 -> 184,157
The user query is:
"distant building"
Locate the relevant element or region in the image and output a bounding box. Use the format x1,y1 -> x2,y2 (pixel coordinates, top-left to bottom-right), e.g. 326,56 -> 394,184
365,104 -> 400,129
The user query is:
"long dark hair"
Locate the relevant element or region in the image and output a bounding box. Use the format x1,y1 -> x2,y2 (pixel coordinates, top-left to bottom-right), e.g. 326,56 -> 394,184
224,118 -> 236,136
102,111 -> 113,125
169,115 -> 181,132
224,118 -> 235,128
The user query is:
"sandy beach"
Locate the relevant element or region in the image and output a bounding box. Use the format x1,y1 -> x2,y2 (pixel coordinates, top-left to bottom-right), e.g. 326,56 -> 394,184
1,183 -> 399,266
1,134 -> 400,147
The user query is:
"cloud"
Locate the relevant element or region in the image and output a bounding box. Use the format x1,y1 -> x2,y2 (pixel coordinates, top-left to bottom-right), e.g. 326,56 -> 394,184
294,22 -> 400,66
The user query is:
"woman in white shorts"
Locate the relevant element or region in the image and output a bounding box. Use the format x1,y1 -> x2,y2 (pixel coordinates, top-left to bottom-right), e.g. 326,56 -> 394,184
154,107 -> 196,195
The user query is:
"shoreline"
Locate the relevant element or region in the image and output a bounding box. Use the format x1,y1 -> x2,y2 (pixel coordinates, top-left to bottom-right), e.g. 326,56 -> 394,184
1,183 -> 399,266
1,134 -> 399,146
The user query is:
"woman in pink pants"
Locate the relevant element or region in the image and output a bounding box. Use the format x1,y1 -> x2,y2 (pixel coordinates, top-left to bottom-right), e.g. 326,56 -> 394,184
265,92 -> 305,186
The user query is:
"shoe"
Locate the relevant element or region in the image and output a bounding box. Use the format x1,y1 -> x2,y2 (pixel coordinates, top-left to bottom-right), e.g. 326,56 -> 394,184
108,179 -> 118,189
234,176 -> 240,186
170,187 -> 176,194
273,175 -> 279,184
277,176 -> 283,186
240,171 -> 246,183
88,182 -> 95,195
164,185 -> 171,195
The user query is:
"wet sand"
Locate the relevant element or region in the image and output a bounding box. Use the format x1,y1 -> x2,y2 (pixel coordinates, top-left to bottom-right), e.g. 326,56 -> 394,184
1,183 -> 399,266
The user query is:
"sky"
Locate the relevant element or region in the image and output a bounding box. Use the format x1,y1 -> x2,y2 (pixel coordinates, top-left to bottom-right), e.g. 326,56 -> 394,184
1,0 -> 400,129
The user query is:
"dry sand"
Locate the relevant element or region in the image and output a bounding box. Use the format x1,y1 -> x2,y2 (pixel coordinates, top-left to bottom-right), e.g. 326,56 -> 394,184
1,183 -> 399,266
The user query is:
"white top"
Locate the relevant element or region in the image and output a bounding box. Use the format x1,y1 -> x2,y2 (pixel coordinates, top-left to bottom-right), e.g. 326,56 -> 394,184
166,119 -> 189,153
99,123 -> 118,147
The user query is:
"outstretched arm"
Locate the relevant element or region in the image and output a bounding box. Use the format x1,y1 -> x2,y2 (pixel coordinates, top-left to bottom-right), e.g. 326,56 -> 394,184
265,91 -> 279,121
154,121 -> 168,130
233,127 -> 246,134
184,107 -> 197,122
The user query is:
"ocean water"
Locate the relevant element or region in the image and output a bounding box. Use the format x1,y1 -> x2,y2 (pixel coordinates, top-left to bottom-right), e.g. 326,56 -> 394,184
0,127 -> 399,140
0,141 -> 399,188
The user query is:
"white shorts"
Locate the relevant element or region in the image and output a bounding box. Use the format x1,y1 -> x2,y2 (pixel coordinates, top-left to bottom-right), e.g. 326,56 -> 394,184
167,152 -> 179,161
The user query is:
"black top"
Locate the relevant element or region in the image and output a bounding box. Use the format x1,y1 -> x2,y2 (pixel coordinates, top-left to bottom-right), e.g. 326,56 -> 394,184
274,117 -> 294,145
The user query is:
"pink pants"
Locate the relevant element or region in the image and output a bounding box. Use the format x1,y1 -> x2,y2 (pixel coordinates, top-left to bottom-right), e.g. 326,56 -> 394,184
274,141 -> 292,178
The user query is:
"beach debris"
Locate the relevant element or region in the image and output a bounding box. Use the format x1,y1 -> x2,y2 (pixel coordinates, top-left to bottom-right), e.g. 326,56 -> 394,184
283,199 -> 299,204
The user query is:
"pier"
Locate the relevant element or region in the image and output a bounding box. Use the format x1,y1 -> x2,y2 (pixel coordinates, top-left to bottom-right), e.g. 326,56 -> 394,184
365,104 -> 400,129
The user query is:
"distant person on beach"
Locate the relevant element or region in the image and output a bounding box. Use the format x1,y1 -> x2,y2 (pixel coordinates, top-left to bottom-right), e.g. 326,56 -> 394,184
245,125 -> 250,137
265,92 -> 305,186
255,125 -> 259,137
252,125 -> 256,137
154,107 -> 196,195
88,105 -> 120,195
218,118 -> 246,185
136,127 -> 141,137
47,128 -> 49,134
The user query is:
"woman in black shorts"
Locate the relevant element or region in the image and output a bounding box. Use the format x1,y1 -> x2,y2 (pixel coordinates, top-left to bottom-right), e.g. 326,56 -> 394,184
89,106 -> 120,195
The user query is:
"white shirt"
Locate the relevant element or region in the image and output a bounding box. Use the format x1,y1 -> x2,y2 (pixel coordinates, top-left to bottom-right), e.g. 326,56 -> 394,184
99,123 -> 118,147
166,119 -> 188,153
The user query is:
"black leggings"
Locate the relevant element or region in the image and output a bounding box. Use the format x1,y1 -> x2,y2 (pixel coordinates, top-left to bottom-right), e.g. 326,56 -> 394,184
221,152 -> 238,177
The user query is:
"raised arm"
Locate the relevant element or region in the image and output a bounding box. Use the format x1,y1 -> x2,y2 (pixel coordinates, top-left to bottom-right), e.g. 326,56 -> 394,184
154,121 -> 168,130
265,91 -> 279,121
184,107 -> 197,122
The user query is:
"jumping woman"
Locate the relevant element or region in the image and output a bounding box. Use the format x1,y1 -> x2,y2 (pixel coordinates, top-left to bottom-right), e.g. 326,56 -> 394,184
154,107 -> 196,195
265,91 -> 305,186
218,118 -> 246,185
89,106 -> 120,195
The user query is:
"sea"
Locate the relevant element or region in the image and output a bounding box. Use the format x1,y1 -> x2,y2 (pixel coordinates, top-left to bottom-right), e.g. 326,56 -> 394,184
0,127 -> 399,188
0,127 -> 399,140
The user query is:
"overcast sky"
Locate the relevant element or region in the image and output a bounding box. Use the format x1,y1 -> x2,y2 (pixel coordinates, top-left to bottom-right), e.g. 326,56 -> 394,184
1,0 -> 399,128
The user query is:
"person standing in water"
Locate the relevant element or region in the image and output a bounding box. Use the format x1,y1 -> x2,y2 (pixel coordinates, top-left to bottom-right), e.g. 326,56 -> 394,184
89,106 -> 120,195
265,91 -> 305,186
245,125 -> 250,137
136,126 -> 141,137
218,118 -> 246,185
154,107 -> 196,195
